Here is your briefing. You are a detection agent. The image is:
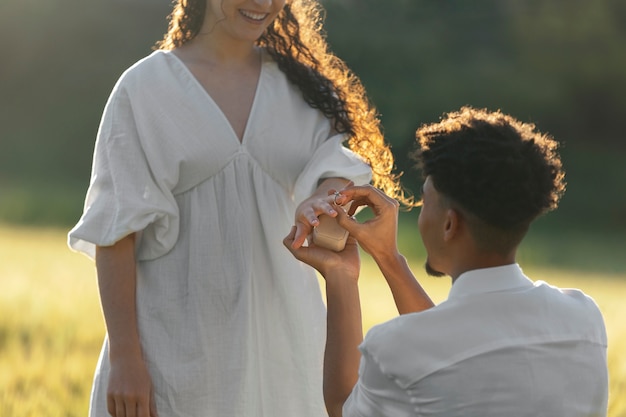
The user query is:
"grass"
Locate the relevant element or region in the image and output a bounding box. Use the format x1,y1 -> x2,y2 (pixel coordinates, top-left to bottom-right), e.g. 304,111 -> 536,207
0,223 -> 625,416
0,226 -> 103,417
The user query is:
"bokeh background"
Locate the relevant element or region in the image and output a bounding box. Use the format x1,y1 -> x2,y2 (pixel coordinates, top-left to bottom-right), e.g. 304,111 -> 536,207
0,0 -> 626,236
1,0 -> 625,415
1,0 -> 625,258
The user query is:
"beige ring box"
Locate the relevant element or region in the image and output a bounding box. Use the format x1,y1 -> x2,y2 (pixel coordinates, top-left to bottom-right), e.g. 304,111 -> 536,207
312,202 -> 351,252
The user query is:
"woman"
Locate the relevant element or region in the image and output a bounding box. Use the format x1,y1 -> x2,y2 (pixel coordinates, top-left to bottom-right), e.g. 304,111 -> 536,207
69,1 -> 408,416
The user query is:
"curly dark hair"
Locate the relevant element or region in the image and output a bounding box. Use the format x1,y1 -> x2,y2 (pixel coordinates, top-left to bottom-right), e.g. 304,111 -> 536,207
155,0 -> 411,205
413,107 -> 566,251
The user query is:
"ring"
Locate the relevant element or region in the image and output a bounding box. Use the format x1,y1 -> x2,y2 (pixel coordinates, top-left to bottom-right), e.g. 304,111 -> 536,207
333,191 -> 341,205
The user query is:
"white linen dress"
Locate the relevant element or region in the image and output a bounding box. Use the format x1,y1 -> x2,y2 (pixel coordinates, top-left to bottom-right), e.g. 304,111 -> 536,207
68,50 -> 372,417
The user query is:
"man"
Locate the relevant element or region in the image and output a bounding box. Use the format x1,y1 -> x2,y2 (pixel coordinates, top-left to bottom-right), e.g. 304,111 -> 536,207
284,107 -> 608,417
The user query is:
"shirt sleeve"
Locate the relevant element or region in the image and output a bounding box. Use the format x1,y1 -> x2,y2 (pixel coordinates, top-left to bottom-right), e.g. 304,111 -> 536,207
67,83 -> 179,261
343,345 -> 416,417
293,134 -> 372,205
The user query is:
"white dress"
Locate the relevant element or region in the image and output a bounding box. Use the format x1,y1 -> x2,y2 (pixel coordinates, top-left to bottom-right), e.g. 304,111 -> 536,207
68,50 -> 372,417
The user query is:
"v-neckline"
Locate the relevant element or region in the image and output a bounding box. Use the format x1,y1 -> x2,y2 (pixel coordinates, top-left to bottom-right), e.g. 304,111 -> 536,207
164,49 -> 265,146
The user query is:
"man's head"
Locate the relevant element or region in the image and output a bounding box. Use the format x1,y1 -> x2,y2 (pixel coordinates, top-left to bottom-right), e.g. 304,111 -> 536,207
412,107 -> 566,277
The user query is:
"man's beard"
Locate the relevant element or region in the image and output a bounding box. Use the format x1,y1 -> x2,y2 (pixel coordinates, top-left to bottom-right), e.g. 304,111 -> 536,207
424,259 -> 446,277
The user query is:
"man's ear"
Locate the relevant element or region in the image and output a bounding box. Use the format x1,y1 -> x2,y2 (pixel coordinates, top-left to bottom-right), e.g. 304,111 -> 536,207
443,208 -> 460,242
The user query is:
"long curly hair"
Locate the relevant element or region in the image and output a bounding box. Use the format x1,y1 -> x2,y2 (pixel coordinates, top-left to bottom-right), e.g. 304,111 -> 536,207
413,107 -> 566,252
155,0 -> 411,205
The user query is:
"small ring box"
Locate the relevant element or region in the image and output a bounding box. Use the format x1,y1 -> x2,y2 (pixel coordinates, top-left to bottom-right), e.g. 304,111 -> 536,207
312,202 -> 351,252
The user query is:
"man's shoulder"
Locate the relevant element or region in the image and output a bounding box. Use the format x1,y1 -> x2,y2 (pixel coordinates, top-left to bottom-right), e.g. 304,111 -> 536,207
533,280 -> 605,322
359,305 -> 462,387
532,280 -> 607,340
363,302 -> 455,345
534,279 -> 597,305
359,282 -> 607,389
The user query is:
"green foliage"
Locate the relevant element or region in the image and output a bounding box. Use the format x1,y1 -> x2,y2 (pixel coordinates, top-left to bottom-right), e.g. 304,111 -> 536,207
0,0 -> 171,184
320,0 -> 626,149
0,180 -> 86,226
1,0 -> 625,237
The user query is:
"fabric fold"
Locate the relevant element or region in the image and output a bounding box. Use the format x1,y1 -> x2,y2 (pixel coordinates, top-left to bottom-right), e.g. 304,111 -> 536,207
68,84 -> 179,261
293,134 -> 372,205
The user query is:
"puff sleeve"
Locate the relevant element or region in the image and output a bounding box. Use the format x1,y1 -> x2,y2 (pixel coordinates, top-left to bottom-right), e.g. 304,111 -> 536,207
68,83 -> 179,261
293,134 -> 372,205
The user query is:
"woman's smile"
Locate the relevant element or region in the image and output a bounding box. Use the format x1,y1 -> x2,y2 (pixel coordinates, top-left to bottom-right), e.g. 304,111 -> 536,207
239,9 -> 269,22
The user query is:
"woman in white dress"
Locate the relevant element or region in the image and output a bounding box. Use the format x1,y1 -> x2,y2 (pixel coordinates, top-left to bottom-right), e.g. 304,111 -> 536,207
69,1 -> 409,416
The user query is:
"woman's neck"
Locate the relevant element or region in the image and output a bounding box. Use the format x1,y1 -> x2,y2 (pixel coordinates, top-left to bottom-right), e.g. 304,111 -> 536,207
176,36 -> 260,69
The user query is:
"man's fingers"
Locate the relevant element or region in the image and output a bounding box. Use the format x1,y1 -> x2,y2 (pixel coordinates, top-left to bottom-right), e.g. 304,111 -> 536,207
336,185 -> 394,209
283,226 -> 296,245
335,208 -> 362,237
283,227 -> 314,264
335,185 -> 399,220
284,226 -> 313,257
284,226 -> 301,250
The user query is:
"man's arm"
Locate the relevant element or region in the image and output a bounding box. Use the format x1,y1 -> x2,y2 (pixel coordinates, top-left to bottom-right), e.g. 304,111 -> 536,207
335,185 -> 434,314
283,228 -> 362,417
369,250 -> 433,315
323,266 -> 363,417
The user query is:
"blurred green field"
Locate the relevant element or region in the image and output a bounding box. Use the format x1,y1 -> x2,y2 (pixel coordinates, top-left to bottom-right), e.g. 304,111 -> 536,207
1,223 -> 625,416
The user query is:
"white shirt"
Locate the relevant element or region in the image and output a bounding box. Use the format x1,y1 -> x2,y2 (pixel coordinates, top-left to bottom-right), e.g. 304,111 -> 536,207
344,264 -> 608,417
68,50 -> 371,417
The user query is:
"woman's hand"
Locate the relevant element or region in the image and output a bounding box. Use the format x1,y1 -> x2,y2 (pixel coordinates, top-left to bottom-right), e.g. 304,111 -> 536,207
291,179 -> 352,249
96,234 -> 159,417
292,194 -> 338,249
107,354 -> 158,417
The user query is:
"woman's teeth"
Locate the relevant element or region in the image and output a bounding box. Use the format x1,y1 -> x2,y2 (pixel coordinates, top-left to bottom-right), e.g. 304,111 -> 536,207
240,10 -> 267,21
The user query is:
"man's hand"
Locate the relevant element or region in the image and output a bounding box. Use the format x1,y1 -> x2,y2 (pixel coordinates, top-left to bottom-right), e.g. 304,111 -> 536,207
334,185 -> 434,315
333,185 -> 401,263
283,226 -> 360,282
283,226 -> 363,417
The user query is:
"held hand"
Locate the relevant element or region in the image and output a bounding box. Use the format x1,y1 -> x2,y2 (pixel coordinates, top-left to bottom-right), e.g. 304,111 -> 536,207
283,226 -> 360,282
333,185 -> 401,262
292,193 -> 340,249
107,355 -> 158,417
292,179 -> 354,249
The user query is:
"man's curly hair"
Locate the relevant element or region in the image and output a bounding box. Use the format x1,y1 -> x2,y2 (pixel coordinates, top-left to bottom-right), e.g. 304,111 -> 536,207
413,107 -> 566,250
155,0 -> 410,205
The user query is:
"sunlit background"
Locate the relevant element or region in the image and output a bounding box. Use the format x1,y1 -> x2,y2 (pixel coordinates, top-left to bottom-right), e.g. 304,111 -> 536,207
1,0 -> 625,416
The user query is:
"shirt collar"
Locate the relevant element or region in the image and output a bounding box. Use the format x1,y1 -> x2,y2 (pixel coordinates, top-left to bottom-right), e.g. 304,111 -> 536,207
448,264 -> 533,299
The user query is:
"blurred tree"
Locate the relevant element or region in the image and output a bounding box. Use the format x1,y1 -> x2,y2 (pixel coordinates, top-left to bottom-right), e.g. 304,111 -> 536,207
508,0 -> 626,143
0,0 -> 170,187
320,0 -> 626,188
1,0 -> 624,226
